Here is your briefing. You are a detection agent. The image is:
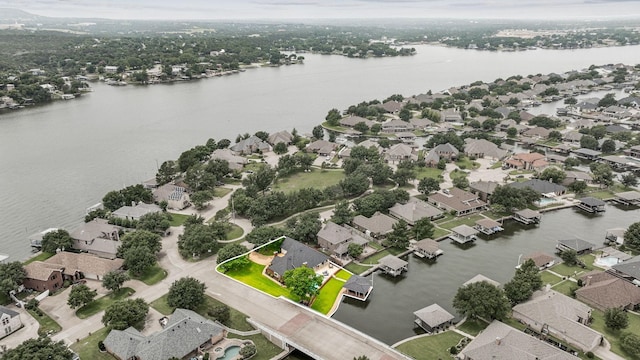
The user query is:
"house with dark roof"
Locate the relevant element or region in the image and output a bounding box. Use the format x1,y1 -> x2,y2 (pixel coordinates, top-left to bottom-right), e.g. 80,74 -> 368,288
389,198 -> 444,225
563,131 -> 583,143
266,237 -> 330,282
576,197 -> 606,213
512,288 -> 602,352
413,304 -> 454,333
317,222 -> 368,258
70,219 -> 121,259
572,148 -> 601,160
230,135 -> 271,155
424,143 -> 459,167
469,181 -> 499,202
611,258 -> 640,285
0,306 -> 22,339
576,271 -> 640,311
342,275 -> 373,301
508,179 -> 566,196
104,308 -> 225,360
351,212 -> 397,239
556,238 -> 595,255
463,138 -> 507,160
459,321 -> 576,360
210,148 -> 248,171
426,188 -> 487,217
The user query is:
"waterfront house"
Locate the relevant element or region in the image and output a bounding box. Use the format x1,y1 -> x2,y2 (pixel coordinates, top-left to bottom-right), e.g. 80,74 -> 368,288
351,212 -> 397,239
210,148 -> 248,171
563,131 -> 583,143
562,171 -> 593,186
426,188 -> 487,217
459,321 -> 576,360
384,143 -> 417,163
267,130 -> 293,146
316,221 -> 368,258
396,132 -> 416,143
70,219 -> 121,259
112,202 -> 162,221
342,275 -> 373,301
463,138 -> 507,160
230,135 -> 271,155
522,126 -> 551,139
340,116 -> 375,129
512,288 -> 602,352
556,238 -> 595,255
413,239 -> 443,259
378,255 -> 408,277
522,252 -> 555,270
509,179 -> 567,197
29,252 -> 123,284
381,118 -> 413,133
0,306 -> 22,339
576,271 -> 640,312
441,109 -> 463,122
424,143 -> 459,167
572,148 -> 602,160
473,218 -> 503,235
600,155 -> 640,171
611,258 -> 640,286
413,304 -> 454,333
513,208 -> 541,225
306,140 -> 338,156
266,237 -> 330,282
379,100 -> 404,114
153,184 -> 190,210
23,262 -> 64,293
627,145 -> 640,158
576,197 -> 606,213
389,198 -> 444,225
614,191 -> 640,206
468,181 -> 499,202
104,308 -> 225,360
449,225 -> 478,244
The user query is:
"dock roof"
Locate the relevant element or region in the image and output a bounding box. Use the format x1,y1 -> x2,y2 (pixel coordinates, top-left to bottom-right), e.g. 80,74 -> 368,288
617,191 -> 640,201
414,239 -> 439,254
451,224 -> 478,237
557,238 -> 595,252
343,275 -> 373,295
579,197 -> 605,207
413,304 -> 454,328
378,255 -> 408,270
475,218 -> 501,229
515,208 -> 541,219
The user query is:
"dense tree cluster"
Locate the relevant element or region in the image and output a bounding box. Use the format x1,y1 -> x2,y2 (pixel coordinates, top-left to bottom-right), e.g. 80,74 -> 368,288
453,281 -> 510,321
503,259 -> 543,305
167,277 -> 206,310
489,185 -> 540,211
102,298 -> 149,330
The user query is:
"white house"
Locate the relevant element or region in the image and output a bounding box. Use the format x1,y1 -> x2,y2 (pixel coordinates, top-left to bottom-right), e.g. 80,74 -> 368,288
0,306 -> 22,339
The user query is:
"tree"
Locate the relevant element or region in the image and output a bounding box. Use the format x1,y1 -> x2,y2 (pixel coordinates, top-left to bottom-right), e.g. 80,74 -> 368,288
622,173 -> 638,188
605,307 -> 629,331
208,305 -> 230,324
340,172 -> 370,196
453,176 -> 469,189
560,249 -> 578,266
286,212 -> 322,244
393,168 -> 415,187
598,93 -> 617,108
282,266 -> 323,303
564,157 -> 581,168
216,243 -> 248,264
506,127 -> 518,138
67,284 -> 97,309
325,108 -> 342,126
386,219 -> 410,249
549,130 -> 563,141
348,243 -> 363,259
136,212 -> 171,235
102,298 -> 149,330
600,139 -> 616,153
539,167 -> 566,184
123,245 -> 157,276
624,222 -> 640,250
413,218 -> 435,240
178,223 -> 221,258
167,277 -> 206,310
274,142 -> 288,154
117,230 -> 162,257
590,163 -> 614,188
453,281 -> 510,320
240,344 -> 257,359
156,160 -> 177,185
41,229 -> 73,253
620,332 -> 640,358
580,135 -> 598,150
245,226 -> 286,246
190,190 -> 214,210
242,165 -> 275,195
312,125 -> 324,140
0,262 -> 26,296
418,177 -> 440,194
353,356 -> 370,360
503,259 -> 543,305
331,200 -> 353,225
102,271 -> 130,292
0,337 -> 74,360
353,121 -> 370,133
569,181 -> 588,194
490,185 -> 540,210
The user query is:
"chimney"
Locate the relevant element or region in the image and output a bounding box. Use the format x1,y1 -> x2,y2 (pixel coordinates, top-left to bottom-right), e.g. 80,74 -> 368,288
132,201 -> 136,207
586,276 -> 592,287
495,337 -> 501,345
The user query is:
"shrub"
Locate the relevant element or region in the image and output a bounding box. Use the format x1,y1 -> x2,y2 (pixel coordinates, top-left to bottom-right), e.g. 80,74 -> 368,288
240,344 -> 257,359
585,351 -> 594,359
98,340 -> 106,352
25,298 -> 39,310
449,346 -> 458,355
207,305 -> 230,324
203,353 -> 210,360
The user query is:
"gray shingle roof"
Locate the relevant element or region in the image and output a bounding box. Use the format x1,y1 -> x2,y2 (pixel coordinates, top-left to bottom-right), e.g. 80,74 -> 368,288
557,238 -> 595,252
579,197 -> 606,207
343,275 -> 372,294
509,179 -> 567,194
612,258 -> 640,280
0,305 -> 19,318
378,255 -> 407,270
413,304 -> 454,328
268,237 -> 329,276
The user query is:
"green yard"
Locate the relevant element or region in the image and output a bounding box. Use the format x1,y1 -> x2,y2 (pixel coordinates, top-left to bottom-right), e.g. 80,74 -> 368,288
457,318 -> 489,336
455,157 -> 480,170
344,262 -> 372,275
273,168 -> 345,193
130,265 -> 167,285
27,308 -> 62,336
432,227 -> 451,239
414,167 -> 444,180
540,271 -> 563,286
334,269 -> 352,281
24,251 -> 54,264
70,327 -> 115,360
395,331 -> 465,360
311,276 -> 349,314
549,254 -> 597,277
167,212 -> 191,226
437,214 -> 485,230
360,247 -> 406,265
225,261 -> 296,300
551,279 -> 578,297
225,223 -> 244,240
227,333 -> 285,360
590,309 -> 640,359
76,287 -> 135,319
213,187 -> 233,198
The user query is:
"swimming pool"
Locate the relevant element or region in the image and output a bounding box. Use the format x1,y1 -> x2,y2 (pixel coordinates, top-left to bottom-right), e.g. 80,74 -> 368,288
595,256 -> 621,267
536,198 -> 560,207
216,346 -> 240,360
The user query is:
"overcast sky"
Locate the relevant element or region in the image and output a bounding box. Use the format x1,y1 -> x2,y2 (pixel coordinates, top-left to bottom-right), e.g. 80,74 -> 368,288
2,0 -> 640,20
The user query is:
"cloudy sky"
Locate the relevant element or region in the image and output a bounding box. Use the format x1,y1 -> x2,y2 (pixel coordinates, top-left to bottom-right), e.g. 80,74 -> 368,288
2,0 -> 640,20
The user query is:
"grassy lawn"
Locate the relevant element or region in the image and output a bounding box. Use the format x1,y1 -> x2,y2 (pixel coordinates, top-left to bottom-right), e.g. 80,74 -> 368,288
213,187 -> 232,198
168,212 -> 191,226
414,167 -> 444,180
361,250 -> 392,265
432,227 -> 451,239
458,318 -> 489,336
482,209 -> 511,220
344,262 -> 371,275
584,190 -> 616,200
334,269 -> 352,281
549,255 -> 597,277
70,327 -> 115,360
551,279 -> 578,297
27,308 -> 62,336
311,277 -> 349,314
433,213 -> 455,224
449,169 -> 468,181
368,241 -> 384,250
227,333 -> 284,360
76,287 -> 135,319
372,181 -> 397,191
540,271 -> 563,286
225,223 -> 244,240
24,252 -> 55,264
508,169 -> 535,175
490,161 -> 503,169
455,157 -> 480,170
273,168 -> 345,194
437,214 -> 484,230
225,261 -> 296,300
130,265 -> 167,285
590,310 -> 640,359
395,331 -> 465,360
151,293 -> 253,331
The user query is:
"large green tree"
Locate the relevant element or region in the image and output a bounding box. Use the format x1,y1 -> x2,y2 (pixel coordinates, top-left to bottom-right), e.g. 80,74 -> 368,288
538,167 -> 566,184
282,266 -> 323,304
590,163 -> 614,188
503,259 -> 543,305
102,271 -> 130,293
123,246 -> 157,276
0,337 -> 74,360
67,284 -> 97,309
216,243 -> 248,264
40,229 -> 74,254
453,281 -> 510,320
167,277 -> 206,310
605,307 -> 629,331
0,261 -> 26,296
242,165 -> 276,195
331,200 -> 354,225
413,218 -> 435,240
385,219 -> 410,249
286,212 -> 322,244
418,177 -> 440,194
489,185 -> 540,210
624,222 -> 640,250
117,230 -> 162,257
245,226 -> 286,246
102,298 -> 149,330
620,332 -> 640,359
136,212 -> 171,235
178,223 -> 222,258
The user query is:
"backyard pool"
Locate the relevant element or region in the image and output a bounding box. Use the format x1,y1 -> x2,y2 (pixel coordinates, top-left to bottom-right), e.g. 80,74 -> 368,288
595,256 -> 621,267
536,197 -> 561,207
216,346 -> 240,360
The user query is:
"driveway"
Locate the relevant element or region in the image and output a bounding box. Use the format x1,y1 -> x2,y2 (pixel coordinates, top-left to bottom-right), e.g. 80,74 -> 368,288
0,305 -> 39,350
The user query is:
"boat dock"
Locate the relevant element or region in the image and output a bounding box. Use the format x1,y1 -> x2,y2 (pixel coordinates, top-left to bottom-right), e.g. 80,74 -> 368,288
575,197 -> 606,213
513,209 -> 542,225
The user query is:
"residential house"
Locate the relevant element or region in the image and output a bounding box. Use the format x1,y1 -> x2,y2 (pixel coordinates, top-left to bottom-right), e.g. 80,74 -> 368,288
306,140 -> 338,156
104,308 -> 225,360
576,271 -> 640,311
463,138 -> 507,160
340,116 -> 375,129
426,188 -> 487,217
27,252 -> 123,284
512,288 -> 602,352
626,145 -> 640,158
572,119 -> 595,129
459,321 -> 577,360
441,109 -> 463,122
316,222 -> 368,258
23,261 -> 64,293
396,132 -> 416,143
611,257 -> 640,285
603,105 -> 631,119
572,148 -> 601,160
468,181 -> 499,202
70,219 -> 121,259
153,184 -> 191,210
562,171 -> 593,186
424,143 -> 459,167
522,252 -> 555,270
112,202 -> 161,221
522,126 -> 551,139
409,118 -> 433,130
552,143 -> 573,154
389,198 -> 444,225
504,152 -> 548,171
563,131 -> 583,143
0,306 -> 22,339
413,239 -> 443,259
618,96 -> 640,108
104,65 -> 118,73
230,135 -> 271,155
266,237 -> 330,282
413,304 -> 454,333
384,143 -> 417,163
267,130 -> 293,146
351,212 -> 397,239
381,118 -> 414,133
342,275 -> 373,301
379,100 -> 404,114
210,148 -> 248,171
378,255 -> 408,277
556,238 -> 595,255
509,179 -> 567,196
496,119 -> 518,132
